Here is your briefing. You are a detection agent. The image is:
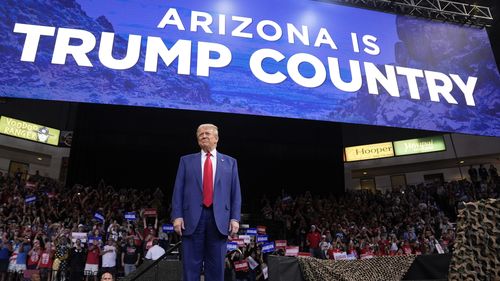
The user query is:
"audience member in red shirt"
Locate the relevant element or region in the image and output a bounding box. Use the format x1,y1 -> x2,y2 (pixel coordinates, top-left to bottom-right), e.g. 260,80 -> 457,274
402,240 -> 413,255
327,243 -> 343,260
347,242 -> 358,259
376,238 -> 389,256
84,240 -> 101,281
37,241 -> 54,281
306,225 -> 321,258
27,239 -> 42,269
360,243 -> 374,259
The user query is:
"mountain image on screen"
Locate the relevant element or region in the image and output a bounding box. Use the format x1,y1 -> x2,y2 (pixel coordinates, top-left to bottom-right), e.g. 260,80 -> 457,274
0,0 -> 212,108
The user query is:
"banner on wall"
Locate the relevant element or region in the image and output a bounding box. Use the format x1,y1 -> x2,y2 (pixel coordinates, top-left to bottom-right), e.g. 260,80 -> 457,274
345,142 -> 394,162
0,116 -> 60,146
393,135 -> 446,156
1,0 -> 499,136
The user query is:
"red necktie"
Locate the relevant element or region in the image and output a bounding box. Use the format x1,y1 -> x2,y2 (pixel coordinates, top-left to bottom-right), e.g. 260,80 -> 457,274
203,152 -> 213,207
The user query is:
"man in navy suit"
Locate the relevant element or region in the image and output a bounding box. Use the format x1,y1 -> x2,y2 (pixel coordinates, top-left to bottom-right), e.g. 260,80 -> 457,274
171,123 -> 242,281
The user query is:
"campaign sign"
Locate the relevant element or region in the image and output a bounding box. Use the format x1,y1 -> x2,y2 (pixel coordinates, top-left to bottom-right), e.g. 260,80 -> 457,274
25,182 -> 36,188
239,235 -> 251,244
333,252 -> 348,260
261,242 -> 275,254
231,239 -> 245,247
257,235 -> 268,243
2,0 -> 499,136
227,242 -> 238,252
93,212 -> 105,222
257,226 -> 267,234
162,224 -> 174,233
124,212 -> 136,221
246,228 -> 257,236
360,253 -> 374,260
285,246 -> 299,256
143,208 -> 157,217
346,253 -> 357,260
275,240 -> 287,249
247,256 -> 259,270
25,195 -> 36,204
71,232 -> 88,243
234,260 -> 249,272
87,236 -> 102,244
435,243 -> 444,254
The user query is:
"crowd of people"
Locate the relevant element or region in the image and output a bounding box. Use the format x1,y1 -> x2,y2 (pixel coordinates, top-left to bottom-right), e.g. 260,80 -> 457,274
221,165 -> 499,281
0,163 -> 498,281
0,172 -> 173,281
224,241 -> 268,281
259,165 -> 498,260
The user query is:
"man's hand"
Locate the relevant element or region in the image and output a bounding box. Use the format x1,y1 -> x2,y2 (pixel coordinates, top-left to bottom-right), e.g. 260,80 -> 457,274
229,220 -> 239,236
173,218 -> 184,236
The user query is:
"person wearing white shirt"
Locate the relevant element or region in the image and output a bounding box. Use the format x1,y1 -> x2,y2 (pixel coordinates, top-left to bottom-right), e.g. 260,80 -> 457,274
101,239 -> 117,276
145,240 -> 165,261
319,235 -> 331,259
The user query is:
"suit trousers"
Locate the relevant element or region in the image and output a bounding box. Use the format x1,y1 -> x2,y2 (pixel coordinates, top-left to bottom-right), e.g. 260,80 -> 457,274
182,207 -> 227,281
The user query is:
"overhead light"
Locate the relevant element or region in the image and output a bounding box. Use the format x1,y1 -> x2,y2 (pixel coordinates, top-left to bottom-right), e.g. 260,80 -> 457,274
459,160 -> 464,164
363,171 -> 367,175
37,157 -> 43,161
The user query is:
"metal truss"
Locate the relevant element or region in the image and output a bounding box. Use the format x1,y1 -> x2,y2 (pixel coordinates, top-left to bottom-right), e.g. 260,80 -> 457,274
318,0 -> 494,27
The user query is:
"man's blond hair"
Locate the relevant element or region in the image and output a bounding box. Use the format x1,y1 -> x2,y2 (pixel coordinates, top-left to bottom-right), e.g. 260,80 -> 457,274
197,123 -> 219,138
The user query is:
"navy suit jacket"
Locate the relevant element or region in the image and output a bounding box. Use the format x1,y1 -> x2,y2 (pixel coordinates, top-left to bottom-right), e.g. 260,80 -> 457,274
171,152 -> 242,236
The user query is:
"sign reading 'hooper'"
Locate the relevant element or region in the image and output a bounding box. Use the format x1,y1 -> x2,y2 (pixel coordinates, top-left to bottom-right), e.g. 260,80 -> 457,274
345,142 -> 394,162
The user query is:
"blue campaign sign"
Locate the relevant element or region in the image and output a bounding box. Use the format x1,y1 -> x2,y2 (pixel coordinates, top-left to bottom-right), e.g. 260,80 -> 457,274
246,228 -> 257,236
93,212 -> 105,222
257,235 -> 268,243
88,236 -> 102,243
262,242 -> 275,253
25,196 -> 37,204
124,212 -> 136,221
1,0 -> 499,136
162,224 -> 174,233
227,242 -> 238,252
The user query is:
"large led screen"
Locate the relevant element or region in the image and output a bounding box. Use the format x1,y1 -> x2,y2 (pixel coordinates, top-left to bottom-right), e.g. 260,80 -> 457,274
1,0 -> 499,136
